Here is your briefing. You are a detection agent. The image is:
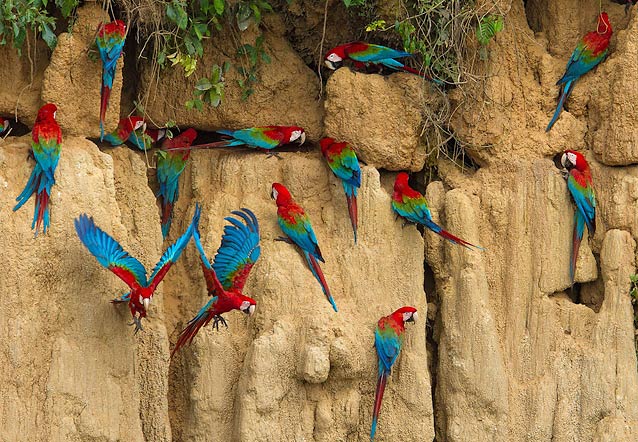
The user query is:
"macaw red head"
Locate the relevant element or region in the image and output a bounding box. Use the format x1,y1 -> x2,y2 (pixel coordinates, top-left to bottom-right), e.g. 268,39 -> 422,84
237,295 -> 257,316
597,12 -> 612,36
390,306 -> 418,324
37,103 -> 58,122
561,150 -> 589,172
280,126 -> 305,145
324,44 -> 348,70
319,137 -> 335,154
271,182 -> 293,205
164,128 -> 198,150
394,172 -> 411,192
99,19 -> 126,38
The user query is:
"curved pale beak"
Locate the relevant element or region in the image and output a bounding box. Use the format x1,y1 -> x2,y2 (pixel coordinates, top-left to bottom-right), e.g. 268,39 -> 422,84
298,132 -> 306,146
143,297 -> 150,311
324,60 -> 336,70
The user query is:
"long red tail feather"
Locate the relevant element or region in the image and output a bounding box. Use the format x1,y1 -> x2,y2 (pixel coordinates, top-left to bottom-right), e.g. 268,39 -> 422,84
436,228 -> 483,251
371,372 -> 388,440
346,193 -> 358,243
307,254 -> 338,312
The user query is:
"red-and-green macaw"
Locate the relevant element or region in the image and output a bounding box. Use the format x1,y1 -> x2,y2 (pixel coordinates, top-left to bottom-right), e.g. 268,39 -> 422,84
96,19 -> 126,140
560,150 -> 596,289
171,208 -> 260,357
128,127 -> 166,151
392,172 -> 483,250
13,103 -> 61,236
156,128 -> 198,238
0,116 -> 9,135
546,12 -> 612,132
188,126 -> 305,156
271,183 -> 337,312
74,204 -> 200,333
371,306 -> 418,441
320,137 -> 361,243
324,42 -> 439,82
102,116 -> 145,147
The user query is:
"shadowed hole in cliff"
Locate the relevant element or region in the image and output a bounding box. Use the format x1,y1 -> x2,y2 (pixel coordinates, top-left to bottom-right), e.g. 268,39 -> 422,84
550,260 -> 604,313
423,261 -> 440,437
2,119 -> 31,138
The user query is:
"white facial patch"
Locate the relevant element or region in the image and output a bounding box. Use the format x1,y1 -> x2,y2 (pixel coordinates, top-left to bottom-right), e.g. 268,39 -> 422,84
53,111 -> 57,119
134,120 -> 145,130
567,152 -> 577,166
290,130 -> 302,142
327,53 -> 342,63
403,311 -> 417,322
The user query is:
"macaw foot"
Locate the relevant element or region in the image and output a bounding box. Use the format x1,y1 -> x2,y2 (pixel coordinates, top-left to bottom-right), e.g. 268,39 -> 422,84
27,149 -> 34,161
212,314 -> 228,331
129,316 -> 144,334
274,236 -> 294,244
561,170 -> 569,180
265,151 -> 282,159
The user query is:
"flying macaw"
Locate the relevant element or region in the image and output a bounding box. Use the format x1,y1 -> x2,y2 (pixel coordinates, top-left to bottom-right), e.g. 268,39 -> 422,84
371,306 -> 418,441
171,208 -> 260,357
102,116 -> 145,147
271,183 -> 337,312
320,137 -> 361,243
156,128 -> 198,238
96,19 -> 126,140
128,127 -> 166,151
187,126 -> 305,156
0,116 -> 9,135
13,103 -> 61,236
324,42 -> 439,82
74,204 -> 201,333
392,172 -> 483,250
560,150 -> 596,289
546,12 -> 612,132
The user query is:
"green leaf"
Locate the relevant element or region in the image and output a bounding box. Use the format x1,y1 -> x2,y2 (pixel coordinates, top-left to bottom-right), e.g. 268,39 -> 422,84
213,0 -> 225,15
477,15 -> 504,46
40,22 -> 56,48
167,1 -> 188,30
195,77 -> 213,90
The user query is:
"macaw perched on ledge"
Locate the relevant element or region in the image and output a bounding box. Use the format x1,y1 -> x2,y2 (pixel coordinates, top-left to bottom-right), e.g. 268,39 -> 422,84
96,19 -> 126,140
171,208 -> 260,357
371,306 -> 418,441
320,137 -> 361,243
271,183 -> 338,312
184,126 -> 305,157
13,103 -> 61,236
546,12 -> 612,132
560,150 -> 596,291
391,172 -> 483,251
74,204 -> 200,333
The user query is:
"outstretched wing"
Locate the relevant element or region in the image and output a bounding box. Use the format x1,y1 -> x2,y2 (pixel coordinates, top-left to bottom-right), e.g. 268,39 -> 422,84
148,204 -> 201,291
74,214 -> 147,289
212,208 -> 261,291
192,224 -> 226,296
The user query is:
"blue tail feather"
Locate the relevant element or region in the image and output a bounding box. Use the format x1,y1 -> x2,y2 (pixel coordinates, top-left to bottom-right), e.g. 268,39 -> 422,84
546,80 -> 574,132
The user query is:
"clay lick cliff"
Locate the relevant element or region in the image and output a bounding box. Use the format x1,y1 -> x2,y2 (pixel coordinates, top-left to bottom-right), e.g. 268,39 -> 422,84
1,0 -> 638,441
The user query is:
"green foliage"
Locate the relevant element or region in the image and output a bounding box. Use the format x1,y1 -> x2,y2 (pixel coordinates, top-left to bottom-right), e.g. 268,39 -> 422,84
342,0 -> 367,7
236,35 -> 271,100
186,62 -> 230,110
0,0 -> 79,52
236,0 -> 273,31
476,14 -> 503,45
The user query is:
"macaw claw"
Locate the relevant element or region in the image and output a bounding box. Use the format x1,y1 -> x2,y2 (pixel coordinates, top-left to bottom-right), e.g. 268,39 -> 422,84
129,316 -> 144,334
274,236 -> 294,244
212,314 -> 228,331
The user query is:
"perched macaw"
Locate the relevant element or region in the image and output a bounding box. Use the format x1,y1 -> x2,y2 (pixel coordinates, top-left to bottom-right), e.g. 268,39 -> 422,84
74,204 -> 200,333
96,19 -> 126,140
324,42 -> 438,82
156,128 -> 198,238
128,127 -> 166,151
560,150 -> 596,289
102,116 -> 145,147
546,12 -> 612,132
371,306 -> 418,441
320,137 -> 361,243
0,116 -> 9,135
271,183 -> 337,312
13,103 -> 62,236
188,126 -> 305,155
171,208 -> 260,357
392,172 -> 483,250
